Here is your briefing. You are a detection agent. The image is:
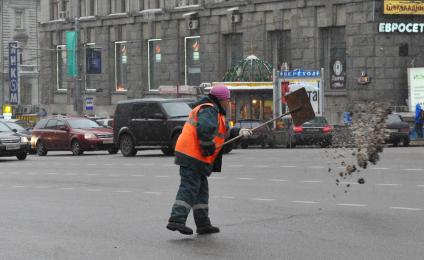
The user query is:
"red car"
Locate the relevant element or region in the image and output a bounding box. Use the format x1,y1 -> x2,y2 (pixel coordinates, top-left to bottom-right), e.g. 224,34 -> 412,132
31,116 -> 117,156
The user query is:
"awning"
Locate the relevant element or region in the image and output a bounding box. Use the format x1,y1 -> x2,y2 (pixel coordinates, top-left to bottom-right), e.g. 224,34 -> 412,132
206,82 -> 273,91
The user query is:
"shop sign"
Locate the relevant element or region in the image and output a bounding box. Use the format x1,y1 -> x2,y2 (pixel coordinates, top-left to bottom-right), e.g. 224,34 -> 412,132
9,42 -> 19,105
331,59 -> 345,89
357,71 -> 371,85
85,97 -> 94,111
384,0 -> 424,15
280,69 -> 321,78
379,22 -> 424,33
407,68 -> 424,112
155,45 -> 161,62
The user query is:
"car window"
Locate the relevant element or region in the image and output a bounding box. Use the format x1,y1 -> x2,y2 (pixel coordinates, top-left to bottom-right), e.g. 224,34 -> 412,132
107,120 -> 113,127
5,122 -> 25,131
56,120 -> 65,129
146,103 -> 163,118
305,117 -> 328,124
162,102 -> 191,118
34,119 -> 48,129
45,119 -> 58,129
132,103 -> 149,118
387,114 -> 402,124
67,118 -> 101,129
0,122 -> 12,132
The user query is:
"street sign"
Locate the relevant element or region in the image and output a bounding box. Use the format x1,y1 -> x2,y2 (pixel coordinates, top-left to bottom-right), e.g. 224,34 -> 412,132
8,42 -> 19,105
85,97 -> 94,111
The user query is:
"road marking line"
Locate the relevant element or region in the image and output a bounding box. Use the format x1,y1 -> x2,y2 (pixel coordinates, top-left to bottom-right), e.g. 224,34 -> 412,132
237,177 -> 255,180
108,174 -> 120,177
292,200 -> 319,204
254,165 -> 269,168
144,191 -> 162,195
209,176 -> 225,180
251,198 -> 275,201
280,165 -> 296,168
155,176 -> 169,178
308,166 -> 325,169
301,180 -> 322,183
87,163 -> 97,166
370,167 -> 389,170
104,164 -> 114,166
228,165 -> 243,167
87,173 -> 97,176
35,186 -> 49,189
417,185 -> 424,187
13,186 -> 25,188
390,207 -> 422,211
114,190 -> 132,193
340,181 -> 358,185
404,169 -> 423,171
123,163 -> 135,166
269,179 -> 288,182
61,187 -> 74,190
337,203 -> 367,207
131,174 -> 145,177
375,184 -> 401,186
87,189 -> 101,192
46,172 -> 57,175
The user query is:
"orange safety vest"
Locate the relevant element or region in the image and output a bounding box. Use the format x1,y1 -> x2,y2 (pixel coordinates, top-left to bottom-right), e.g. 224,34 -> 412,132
175,103 -> 227,165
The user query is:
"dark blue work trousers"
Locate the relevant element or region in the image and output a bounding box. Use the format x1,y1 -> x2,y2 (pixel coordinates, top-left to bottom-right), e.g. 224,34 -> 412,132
169,166 -> 211,227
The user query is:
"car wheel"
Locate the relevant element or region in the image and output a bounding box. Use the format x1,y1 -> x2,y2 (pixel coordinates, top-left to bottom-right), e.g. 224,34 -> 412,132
392,141 -> 399,147
120,134 -> 137,157
161,133 -> 180,156
71,140 -> 83,156
108,147 -> 119,154
403,138 -> 410,147
36,141 -> 48,156
16,151 -> 27,160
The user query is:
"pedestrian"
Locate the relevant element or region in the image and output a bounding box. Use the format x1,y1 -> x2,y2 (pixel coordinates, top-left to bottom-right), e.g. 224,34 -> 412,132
167,85 -> 252,235
415,104 -> 424,139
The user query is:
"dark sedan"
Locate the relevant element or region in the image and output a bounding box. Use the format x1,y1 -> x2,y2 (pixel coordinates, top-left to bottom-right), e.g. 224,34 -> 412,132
0,122 -> 29,160
291,116 -> 333,148
0,120 -> 36,154
384,114 -> 410,146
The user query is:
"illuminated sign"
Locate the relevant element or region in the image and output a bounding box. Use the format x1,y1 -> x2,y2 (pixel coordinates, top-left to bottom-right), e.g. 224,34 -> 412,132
379,22 -> 424,33
384,0 -> 424,15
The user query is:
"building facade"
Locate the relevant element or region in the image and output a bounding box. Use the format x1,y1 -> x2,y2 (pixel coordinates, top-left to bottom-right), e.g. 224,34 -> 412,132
38,0 -> 424,124
1,0 -> 40,113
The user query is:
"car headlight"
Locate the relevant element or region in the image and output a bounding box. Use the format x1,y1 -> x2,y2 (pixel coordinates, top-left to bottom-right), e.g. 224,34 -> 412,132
84,133 -> 97,139
20,136 -> 28,143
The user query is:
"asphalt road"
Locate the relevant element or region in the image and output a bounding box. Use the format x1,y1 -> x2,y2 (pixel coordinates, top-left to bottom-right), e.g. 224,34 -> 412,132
0,147 -> 423,260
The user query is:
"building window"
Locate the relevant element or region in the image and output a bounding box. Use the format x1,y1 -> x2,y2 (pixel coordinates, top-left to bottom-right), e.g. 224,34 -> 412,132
115,41 -> 128,91
224,33 -> 243,71
85,43 -> 97,90
185,36 -> 201,86
80,0 -> 97,17
148,39 -> 162,91
50,0 -> 59,20
176,0 -> 199,7
15,10 -> 24,30
268,30 -> 291,70
110,0 -> 129,14
140,0 -> 162,9
321,27 -> 346,90
57,45 -> 68,91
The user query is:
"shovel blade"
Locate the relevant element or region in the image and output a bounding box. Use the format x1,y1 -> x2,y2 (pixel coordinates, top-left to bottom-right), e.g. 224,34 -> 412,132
285,87 -> 316,126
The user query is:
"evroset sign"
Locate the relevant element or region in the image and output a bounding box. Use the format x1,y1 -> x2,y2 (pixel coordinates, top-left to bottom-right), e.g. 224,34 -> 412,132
379,23 -> 424,33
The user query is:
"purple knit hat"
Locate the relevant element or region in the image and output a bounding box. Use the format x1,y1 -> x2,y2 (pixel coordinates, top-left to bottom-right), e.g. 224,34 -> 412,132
210,85 -> 230,101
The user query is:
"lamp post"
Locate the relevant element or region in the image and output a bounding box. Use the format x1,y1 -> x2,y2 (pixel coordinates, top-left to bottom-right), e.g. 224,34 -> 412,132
74,0 -> 82,115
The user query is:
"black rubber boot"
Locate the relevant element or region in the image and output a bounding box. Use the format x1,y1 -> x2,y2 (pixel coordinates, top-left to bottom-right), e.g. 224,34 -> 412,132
196,225 -> 220,235
166,222 -> 193,235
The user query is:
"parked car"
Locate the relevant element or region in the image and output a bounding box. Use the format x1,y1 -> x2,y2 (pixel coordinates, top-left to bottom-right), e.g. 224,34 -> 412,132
270,116 -> 333,148
384,113 -> 410,146
113,98 -> 192,156
0,122 -> 29,160
96,118 -> 113,128
31,116 -> 116,156
233,119 -> 272,149
0,120 -> 36,154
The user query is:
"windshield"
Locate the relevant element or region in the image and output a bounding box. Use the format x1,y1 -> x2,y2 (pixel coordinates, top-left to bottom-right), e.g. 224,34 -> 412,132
5,122 -> 25,131
387,114 -> 402,124
0,122 -> 12,132
68,119 -> 101,129
304,117 -> 328,125
162,102 -> 191,118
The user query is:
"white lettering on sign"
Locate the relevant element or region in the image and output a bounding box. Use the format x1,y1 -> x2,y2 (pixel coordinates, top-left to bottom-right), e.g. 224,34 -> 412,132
379,22 -> 424,33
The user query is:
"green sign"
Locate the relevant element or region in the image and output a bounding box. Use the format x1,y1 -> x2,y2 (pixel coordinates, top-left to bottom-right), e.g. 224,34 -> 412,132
66,31 -> 78,77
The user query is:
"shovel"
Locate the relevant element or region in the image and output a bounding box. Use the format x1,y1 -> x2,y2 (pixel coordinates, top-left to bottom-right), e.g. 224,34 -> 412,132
219,87 -> 316,147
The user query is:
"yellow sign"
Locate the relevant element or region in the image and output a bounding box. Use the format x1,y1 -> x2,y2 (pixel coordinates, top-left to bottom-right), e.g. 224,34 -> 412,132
2,104 -> 12,114
384,0 -> 424,15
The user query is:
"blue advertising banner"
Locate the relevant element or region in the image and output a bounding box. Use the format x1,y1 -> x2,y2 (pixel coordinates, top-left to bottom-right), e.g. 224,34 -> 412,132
8,42 -> 19,104
86,48 -> 101,74
280,69 -> 321,78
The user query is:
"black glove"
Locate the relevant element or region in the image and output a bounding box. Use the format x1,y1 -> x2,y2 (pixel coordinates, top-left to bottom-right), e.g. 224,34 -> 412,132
200,141 -> 216,157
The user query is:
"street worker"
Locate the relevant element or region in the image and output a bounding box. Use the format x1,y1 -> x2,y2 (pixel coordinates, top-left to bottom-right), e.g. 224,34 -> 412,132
415,104 -> 424,139
167,85 -> 252,235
